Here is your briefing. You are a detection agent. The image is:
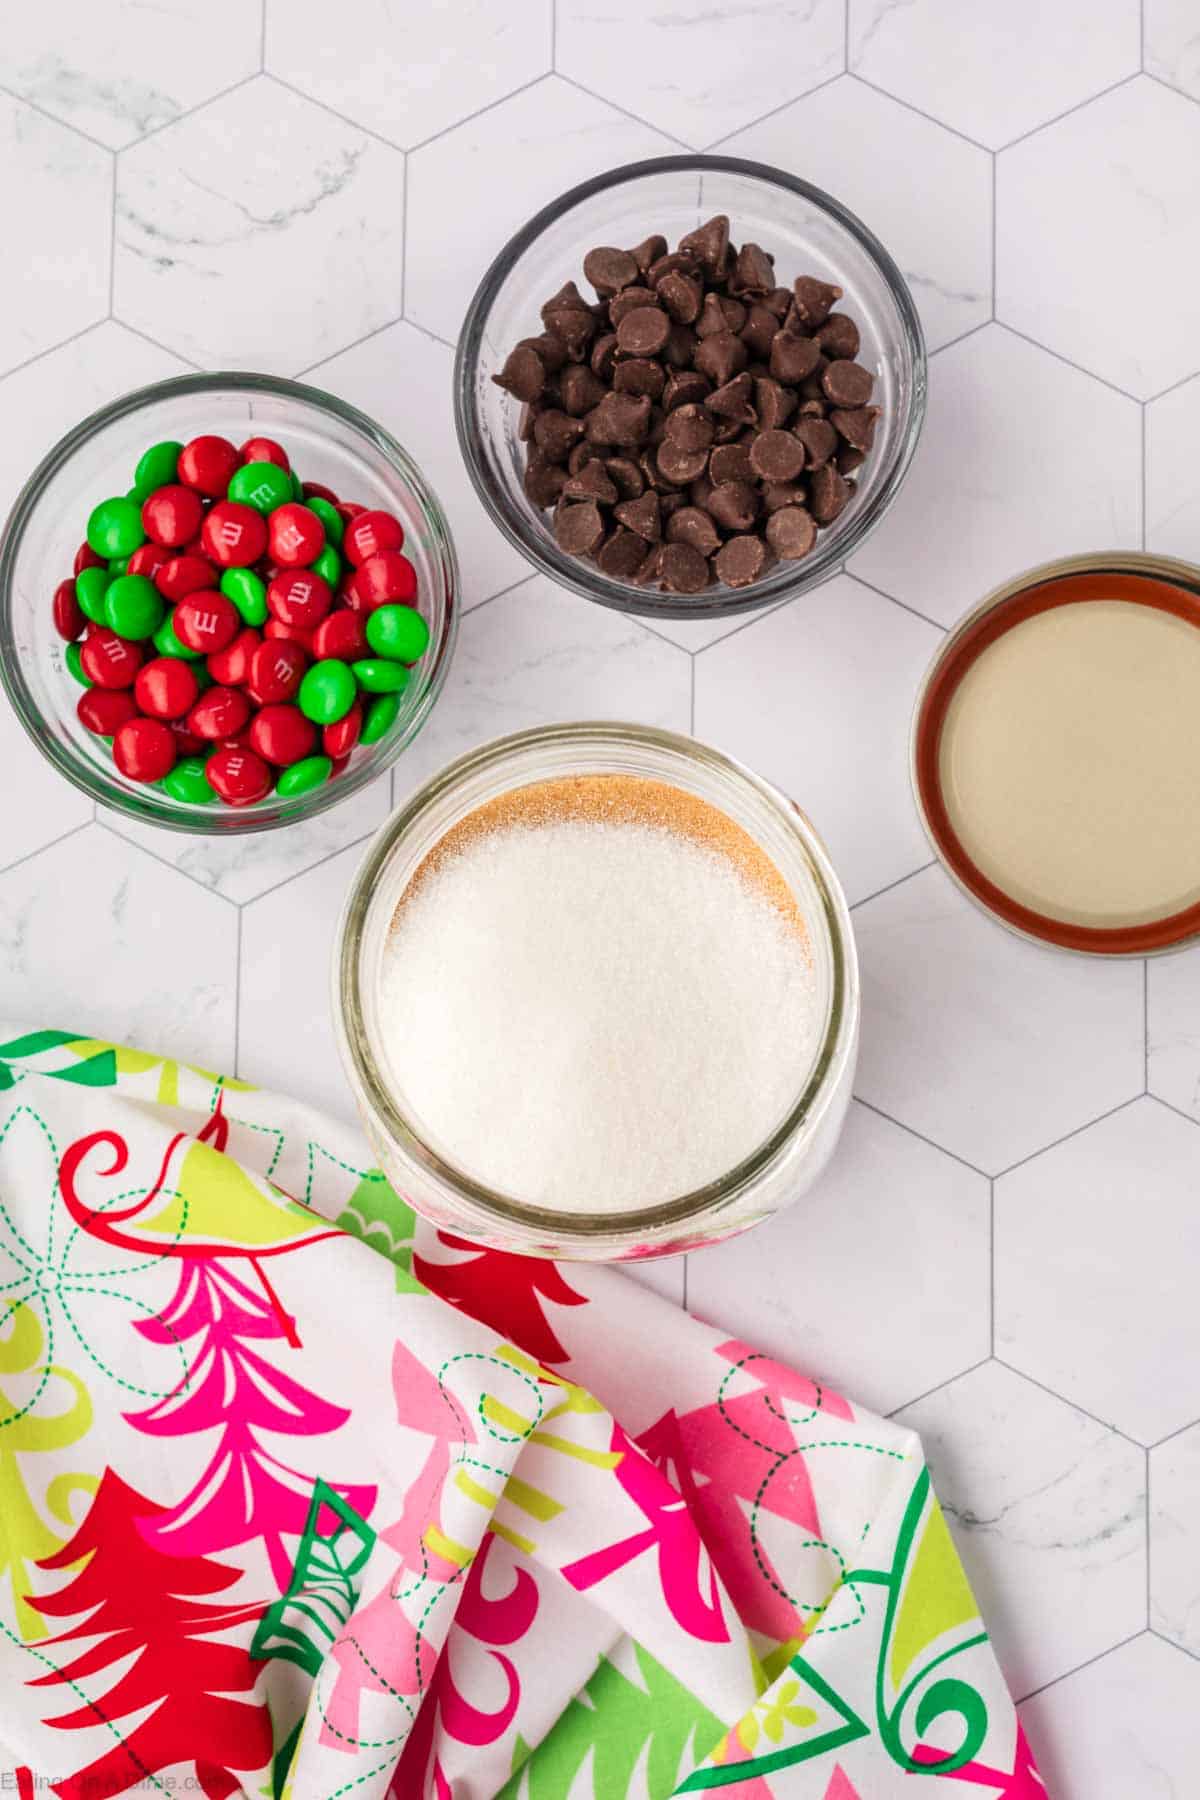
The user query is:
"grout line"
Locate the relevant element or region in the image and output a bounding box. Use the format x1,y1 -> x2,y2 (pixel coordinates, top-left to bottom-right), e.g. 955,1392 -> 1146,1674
92,817 -> 234,898
1143,957 -> 1150,1092
990,152 -> 997,320
400,153 -> 409,316
994,321 -> 1142,405
991,1092 -> 1144,1181
847,72 -> 993,153
459,570 -> 541,620
687,593 -> 796,654
297,312 -> 407,380
108,151 -> 117,315
0,81 -> 114,153
550,0 -> 557,71
1145,1091 -> 1200,1132
1140,0 -> 1145,71
887,1356 -> 993,1418
1017,1629 -> 1146,1704
1146,367 -> 1200,404
234,907 -> 243,1076
991,1356 -> 1145,1447
841,571 -> 947,633
117,321 -> 203,370
405,70 -> 556,155
127,72 -> 262,150
403,316 -> 458,354
702,70 -> 845,151
1148,1627 -> 1200,1665
928,318 -> 993,358
1141,68 -> 1200,109
260,0 -> 268,71
843,0 -> 850,69
243,829 -> 381,907
0,821 -> 94,881
988,1178 -> 996,1355
1140,401 -> 1148,549
0,318 -> 112,386
851,1095 -> 992,1178
1145,1445 -> 1152,1629
689,657 -> 696,734
849,860 -> 937,911
997,69 -> 1142,153
1147,1413 -> 1200,1451
554,72 -> 691,149
260,71 -> 408,154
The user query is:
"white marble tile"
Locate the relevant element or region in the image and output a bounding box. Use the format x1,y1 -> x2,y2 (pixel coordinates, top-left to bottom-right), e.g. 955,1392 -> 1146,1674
0,1 -> 258,150
240,838 -> 367,1122
848,325 -> 1142,625
854,865 -> 1145,1173
724,76 -> 992,353
0,823 -> 237,1070
1146,373 -> 1200,564
114,79 -> 406,373
1148,942 -> 1200,1120
393,574 -> 692,801
897,1362 -> 1147,1699
996,1098 -> 1200,1444
1021,1635 -> 1200,1800
557,0 -> 843,149
1151,1422 -> 1200,1658
0,700 -> 91,874
0,94 -> 110,379
687,1101 -> 990,1415
266,0 -> 552,148
693,575 -> 940,906
849,0 -> 1139,150
1145,0 -> 1200,103
305,320 -> 529,608
405,77 -> 674,345
0,320 -> 188,519
997,79 -> 1200,399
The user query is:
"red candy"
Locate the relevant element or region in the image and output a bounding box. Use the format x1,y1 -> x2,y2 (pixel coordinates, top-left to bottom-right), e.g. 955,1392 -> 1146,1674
248,638 -> 307,705
141,483 -> 204,549
267,568 -> 332,631
127,542 -> 172,582
178,435 -> 240,498
156,553 -> 217,601
188,685 -> 251,742
78,688 -> 138,736
239,436 -> 290,472
343,509 -> 405,567
263,618 -> 313,649
207,626 -> 260,687
74,541 -> 105,576
335,502 -> 364,525
206,746 -> 272,806
249,703 -> 317,767
81,628 -> 143,689
302,480 -> 338,503
268,502 -> 323,568
345,549 -> 417,610
169,719 -> 205,758
201,501 -> 268,569
173,591 -> 240,655
134,657 -> 200,720
310,609 -> 367,661
53,579 -> 84,642
323,698 -> 362,758
113,717 -> 176,783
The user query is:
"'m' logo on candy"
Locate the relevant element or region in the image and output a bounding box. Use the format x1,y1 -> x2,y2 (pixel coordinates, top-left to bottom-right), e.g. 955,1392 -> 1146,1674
215,516 -> 250,549
190,607 -> 224,641
276,521 -> 305,556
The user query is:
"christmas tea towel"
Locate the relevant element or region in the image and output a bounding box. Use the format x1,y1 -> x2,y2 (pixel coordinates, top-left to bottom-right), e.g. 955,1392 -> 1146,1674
0,1026 -> 1044,1798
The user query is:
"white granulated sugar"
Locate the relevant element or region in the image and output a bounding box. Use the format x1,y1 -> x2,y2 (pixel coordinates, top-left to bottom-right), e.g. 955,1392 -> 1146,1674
379,820 -> 818,1212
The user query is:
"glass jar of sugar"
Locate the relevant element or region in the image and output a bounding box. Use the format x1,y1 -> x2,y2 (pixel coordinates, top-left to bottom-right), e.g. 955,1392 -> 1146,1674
335,722 -> 859,1261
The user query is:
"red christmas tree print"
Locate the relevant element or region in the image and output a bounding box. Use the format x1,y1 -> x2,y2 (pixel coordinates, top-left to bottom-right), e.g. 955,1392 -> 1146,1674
413,1232 -> 587,1364
26,1468 -> 271,1800
124,1259 -> 376,1589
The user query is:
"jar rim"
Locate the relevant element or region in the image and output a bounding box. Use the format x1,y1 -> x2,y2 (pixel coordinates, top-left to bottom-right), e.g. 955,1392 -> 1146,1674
335,720 -> 860,1244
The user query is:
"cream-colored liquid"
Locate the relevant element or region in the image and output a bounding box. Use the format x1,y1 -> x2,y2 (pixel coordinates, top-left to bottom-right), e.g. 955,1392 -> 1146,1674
940,599 -> 1200,928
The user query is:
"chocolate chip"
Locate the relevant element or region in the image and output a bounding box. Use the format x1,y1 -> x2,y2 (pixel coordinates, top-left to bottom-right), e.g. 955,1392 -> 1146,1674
612,357 -> 666,400
794,416 -> 838,468
584,245 -> 640,297
614,490 -> 662,541
836,445 -> 866,476
830,405 -> 880,452
567,441 -> 604,476
690,473 -> 716,510
729,242 -> 775,298
524,453 -> 566,508
797,397 -> 827,418
766,506 -> 817,559
541,279 -> 589,320
533,409 -> 586,462
741,303 -> 781,360
586,391 -> 652,446
664,403 -> 715,453
637,448 -> 664,492
717,295 -> 747,333
764,285 -> 793,319
663,369 -> 711,411
545,308 -> 597,360
635,544 -> 666,586
715,534 -> 768,587
754,377 -> 797,431
769,333 -> 821,384
822,360 -> 875,407
678,214 -> 730,277
656,437 -> 709,485
705,370 -> 756,423
761,480 -> 806,514
707,480 -> 759,531
659,491 -> 686,522
815,313 -> 860,359
809,464 -> 851,524
519,331 -> 569,372
664,323 -> 698,368
659,541 -> 711,594
493,345 -> 545,403
597,526 -> 648,579
791,275 -> 843,328
606,455 -> 645,499
657,269 -> 703,324
590,332 -> 618,379
666,506 -> 721,558
609,286 -> 659,325
616,306 -> 671,357
696,292 -> 731,339
647,404 -> 669,445
799,360 -> 829,403
562,461 -> 618,504
711,415 -> 746,444
555,501 -> 605,554
750,428 -> 807,483
560,364 -> 607,416
648,250 -> 698,289
708,441 -> 754,486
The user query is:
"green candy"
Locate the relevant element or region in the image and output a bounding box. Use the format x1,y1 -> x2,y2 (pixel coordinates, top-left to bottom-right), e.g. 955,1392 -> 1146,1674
193,664 -> 214,692
365,603 -> 429,664
153,609 -> 203,659
298,658 -> 357,725
359,691 -> 401,744
108,555 -> 129,576
228,460 -> 293,514
306,496 -> 343,544
65,641 -> 89,686
133,440 -> 182,499
276,754 -> 333,797
311,544 -> 341,587
290,470 -> 305,501
352,658 -> 410,695
75,565 -> 111,624
103,573 -> 163,641
162,756 -> 216,804
220,566 -> 268,627
86,495 -> 145,559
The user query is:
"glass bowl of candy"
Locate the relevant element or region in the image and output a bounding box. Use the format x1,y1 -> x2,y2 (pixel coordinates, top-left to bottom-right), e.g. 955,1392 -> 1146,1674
456,153 -> 925,621
0,373 -> 458,828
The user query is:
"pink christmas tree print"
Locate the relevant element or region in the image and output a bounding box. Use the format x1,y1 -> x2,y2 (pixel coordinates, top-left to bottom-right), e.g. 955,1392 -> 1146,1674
125,1259 -> 375,1590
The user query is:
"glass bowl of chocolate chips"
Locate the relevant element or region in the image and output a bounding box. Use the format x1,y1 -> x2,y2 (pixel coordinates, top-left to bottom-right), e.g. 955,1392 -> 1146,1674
456,154 -> 925,619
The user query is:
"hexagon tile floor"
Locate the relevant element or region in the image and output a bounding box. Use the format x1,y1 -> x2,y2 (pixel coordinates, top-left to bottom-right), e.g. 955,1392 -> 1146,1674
2,4 -> 1200,1794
